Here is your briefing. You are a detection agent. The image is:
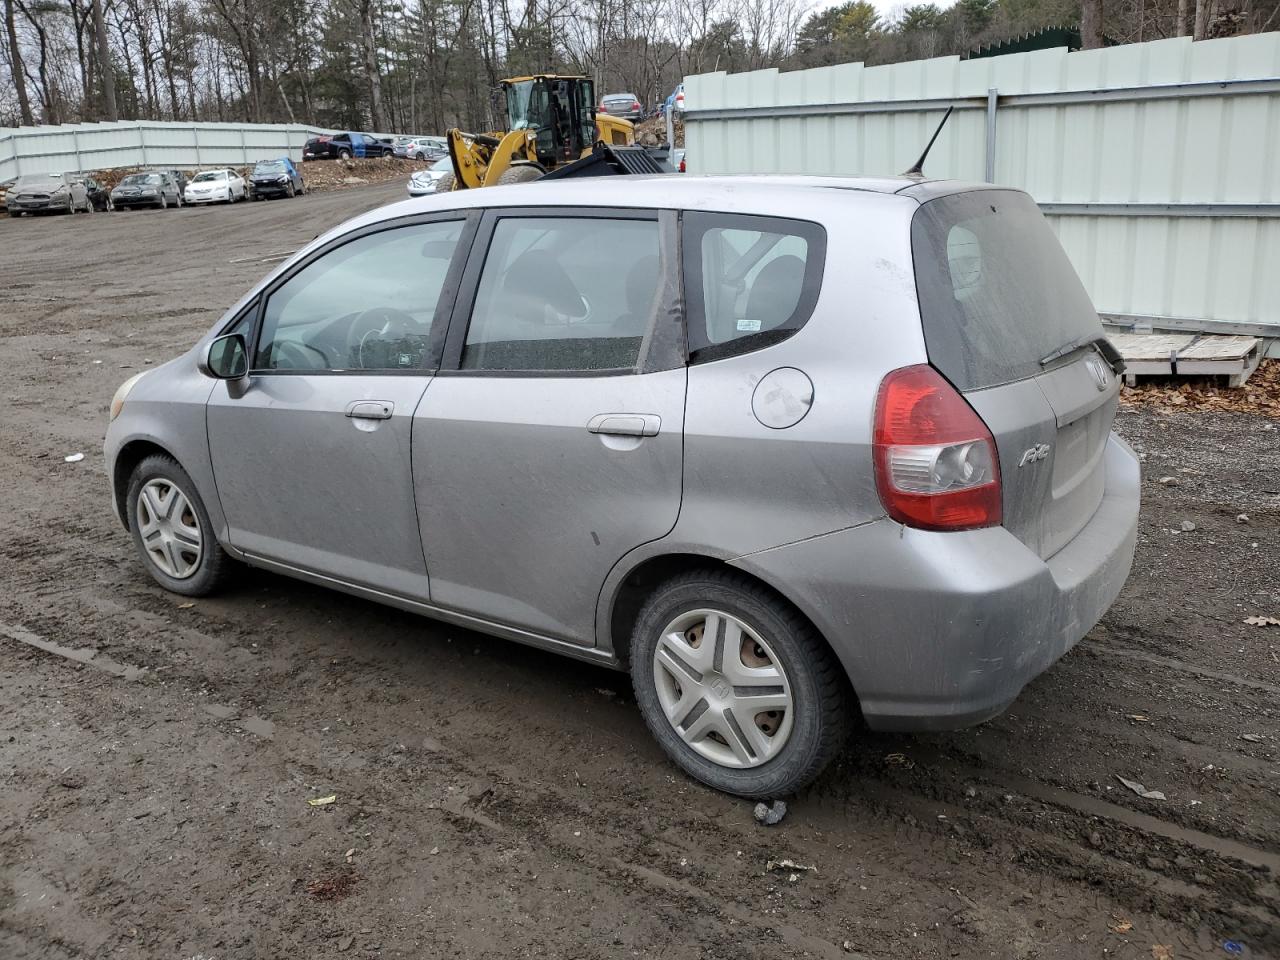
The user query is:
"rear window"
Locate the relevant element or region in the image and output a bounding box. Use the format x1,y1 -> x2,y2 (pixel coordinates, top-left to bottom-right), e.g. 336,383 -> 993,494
911,190 -> 1101,391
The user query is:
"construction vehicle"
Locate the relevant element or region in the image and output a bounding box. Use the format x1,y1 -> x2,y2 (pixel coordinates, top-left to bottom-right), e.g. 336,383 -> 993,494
442,74 -> 671,191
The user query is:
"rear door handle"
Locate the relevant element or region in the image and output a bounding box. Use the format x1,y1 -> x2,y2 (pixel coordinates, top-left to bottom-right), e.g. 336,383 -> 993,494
345,400 -> 394,420
587,413 -> 661,437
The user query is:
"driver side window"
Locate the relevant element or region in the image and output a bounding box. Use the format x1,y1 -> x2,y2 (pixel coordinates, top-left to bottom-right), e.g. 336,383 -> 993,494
255,220 -> 464,372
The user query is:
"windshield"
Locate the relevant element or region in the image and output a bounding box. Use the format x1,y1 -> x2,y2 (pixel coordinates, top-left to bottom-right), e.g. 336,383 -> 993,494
192,171 -> 225,182
431,157 -> 452,172
506,80 -> 540,130
15,174 -> 64,189
255,162 -> 286,174
121,174 -> 162,185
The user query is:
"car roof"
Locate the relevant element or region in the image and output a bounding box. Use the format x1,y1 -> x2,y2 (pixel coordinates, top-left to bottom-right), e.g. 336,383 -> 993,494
393,174 -> 995,214
301,175 -> 1011,264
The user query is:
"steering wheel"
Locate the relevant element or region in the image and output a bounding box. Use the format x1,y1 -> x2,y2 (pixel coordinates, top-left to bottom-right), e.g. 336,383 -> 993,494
348,306 -> 426,369
271,339 -> 330,370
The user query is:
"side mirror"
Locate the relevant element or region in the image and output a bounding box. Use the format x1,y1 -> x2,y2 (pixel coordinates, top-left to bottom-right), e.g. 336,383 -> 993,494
200,333 -> 248,380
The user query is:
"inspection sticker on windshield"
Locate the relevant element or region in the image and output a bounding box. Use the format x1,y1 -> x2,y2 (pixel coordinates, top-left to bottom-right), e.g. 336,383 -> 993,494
737,319 -> 762,332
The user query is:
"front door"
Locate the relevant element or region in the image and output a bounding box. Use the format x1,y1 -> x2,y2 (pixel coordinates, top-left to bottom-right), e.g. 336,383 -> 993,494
414,209 -> 686,645
207,215 -> 472,599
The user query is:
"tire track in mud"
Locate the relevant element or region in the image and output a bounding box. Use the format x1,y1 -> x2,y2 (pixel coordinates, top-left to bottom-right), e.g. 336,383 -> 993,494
6,574 -> 1277,953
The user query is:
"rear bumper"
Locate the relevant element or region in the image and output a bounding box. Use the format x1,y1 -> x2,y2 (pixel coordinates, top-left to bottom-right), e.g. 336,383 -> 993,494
731,434 -> 1140,731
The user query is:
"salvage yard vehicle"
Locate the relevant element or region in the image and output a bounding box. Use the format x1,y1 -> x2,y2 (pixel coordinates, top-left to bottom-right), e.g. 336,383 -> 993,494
394,136 -> 447,160
184,169 -> 247,204
304,131 -> 393,160
70,174 -> 113,211
407,156 -> 454,196
248,158 -> 304,199
6,172 -> 92,215
599,92 -> 644,121
105,176 -> 1139,798
111,172 -> 182,210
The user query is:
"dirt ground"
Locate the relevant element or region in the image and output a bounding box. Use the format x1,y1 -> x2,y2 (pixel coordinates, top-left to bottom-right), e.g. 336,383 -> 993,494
1,183 -> 1277,960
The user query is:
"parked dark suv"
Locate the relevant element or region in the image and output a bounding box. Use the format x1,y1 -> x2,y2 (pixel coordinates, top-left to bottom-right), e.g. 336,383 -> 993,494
249,158 -> 305,199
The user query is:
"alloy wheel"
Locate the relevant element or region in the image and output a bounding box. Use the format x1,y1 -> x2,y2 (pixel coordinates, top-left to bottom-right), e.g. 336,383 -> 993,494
136,479 -> 203,579
652,609 -> 794,769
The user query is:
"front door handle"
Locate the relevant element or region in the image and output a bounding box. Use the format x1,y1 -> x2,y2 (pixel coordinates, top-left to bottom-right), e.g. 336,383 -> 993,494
587,413 -> 661,437
345,400 -> 394,420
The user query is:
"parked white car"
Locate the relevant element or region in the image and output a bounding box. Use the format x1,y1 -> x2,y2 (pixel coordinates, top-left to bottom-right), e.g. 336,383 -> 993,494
407,156 -> 454,196
184,169 -> 247,205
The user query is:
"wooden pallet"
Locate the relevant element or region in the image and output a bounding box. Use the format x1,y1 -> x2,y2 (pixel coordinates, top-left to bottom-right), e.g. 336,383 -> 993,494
1108,332 -> 1263,387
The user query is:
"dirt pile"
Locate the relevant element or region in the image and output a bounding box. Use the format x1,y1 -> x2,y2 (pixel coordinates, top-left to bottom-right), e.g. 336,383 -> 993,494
1121,359 -> 1280,419
300,156 -> 430,192
633,113 -> 684,147
84,157 -> 426,194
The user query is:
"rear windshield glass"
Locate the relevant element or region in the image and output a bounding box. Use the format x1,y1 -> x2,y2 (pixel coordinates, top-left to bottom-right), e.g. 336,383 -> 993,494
911,190 -> 1101,391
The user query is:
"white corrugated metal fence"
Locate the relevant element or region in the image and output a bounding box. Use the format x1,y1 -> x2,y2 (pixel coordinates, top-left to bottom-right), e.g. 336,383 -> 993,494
684,33 -> 1280,334
0,121 -> 348,181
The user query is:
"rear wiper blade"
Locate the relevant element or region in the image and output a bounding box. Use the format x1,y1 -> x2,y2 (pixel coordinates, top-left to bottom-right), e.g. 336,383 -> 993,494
1039,335 -> 1126,374
1039,335 -> 1096,367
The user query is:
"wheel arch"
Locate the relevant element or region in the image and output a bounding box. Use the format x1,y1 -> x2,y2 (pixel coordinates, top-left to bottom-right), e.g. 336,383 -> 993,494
602,548 -> 849,698
111,438 -> 180,531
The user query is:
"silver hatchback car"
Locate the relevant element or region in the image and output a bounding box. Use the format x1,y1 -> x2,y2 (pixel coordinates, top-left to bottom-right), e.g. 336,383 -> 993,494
105,176 -> 1139,798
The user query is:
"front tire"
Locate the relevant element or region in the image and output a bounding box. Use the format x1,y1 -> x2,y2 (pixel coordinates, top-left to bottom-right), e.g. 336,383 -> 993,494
338,148 -> 351,160
126,455 -> 231,597
630,570 -> 851,799
495,164 -> 543,186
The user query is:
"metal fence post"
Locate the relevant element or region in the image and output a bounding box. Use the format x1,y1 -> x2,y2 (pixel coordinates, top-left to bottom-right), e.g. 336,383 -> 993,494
140,125 -> 149,167
193,126 -> 201,166
984,88 -> 998,183
72,130 -> 82,172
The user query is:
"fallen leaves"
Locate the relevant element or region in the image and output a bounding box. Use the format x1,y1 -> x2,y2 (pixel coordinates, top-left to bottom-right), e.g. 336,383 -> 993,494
1120,359 -> 1280,419
305,869 -> 359,901
1109,916 -> 1134,934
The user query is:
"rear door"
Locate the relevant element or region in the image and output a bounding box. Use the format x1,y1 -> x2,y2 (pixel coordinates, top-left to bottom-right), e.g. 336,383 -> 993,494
910,189 -> 1120,559
412,207 -> 686,646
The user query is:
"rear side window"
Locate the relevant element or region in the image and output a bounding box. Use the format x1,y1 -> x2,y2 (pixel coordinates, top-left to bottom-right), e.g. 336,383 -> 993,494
682,212 -> 825,363
462,216 -> 660,372
912,190 -> 1102,391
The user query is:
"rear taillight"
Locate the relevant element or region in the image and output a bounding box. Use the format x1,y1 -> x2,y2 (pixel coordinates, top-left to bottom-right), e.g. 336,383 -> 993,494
678,157 -> 686,173
632,101 -> 641,111
873,365 -> 1001,531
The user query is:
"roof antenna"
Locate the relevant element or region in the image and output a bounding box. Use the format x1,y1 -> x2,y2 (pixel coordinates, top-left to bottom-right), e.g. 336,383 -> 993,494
902,106 -> 954,179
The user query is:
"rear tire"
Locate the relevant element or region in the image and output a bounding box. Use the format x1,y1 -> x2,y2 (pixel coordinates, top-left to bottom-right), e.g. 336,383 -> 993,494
495,165 -> 543,186
629,569 -> 851,799
338,148 -> 351,160
126,455 -> 232,597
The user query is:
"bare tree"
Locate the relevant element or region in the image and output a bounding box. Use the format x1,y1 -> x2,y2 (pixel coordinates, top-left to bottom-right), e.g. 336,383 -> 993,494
3,0 -> 36,124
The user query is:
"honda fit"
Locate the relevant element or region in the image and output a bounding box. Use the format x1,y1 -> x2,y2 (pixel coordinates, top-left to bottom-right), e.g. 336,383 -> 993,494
105,176 -> 1140,798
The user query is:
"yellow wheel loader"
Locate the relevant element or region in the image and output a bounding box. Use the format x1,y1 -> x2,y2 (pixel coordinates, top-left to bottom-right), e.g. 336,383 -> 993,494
442,74 -> 672,191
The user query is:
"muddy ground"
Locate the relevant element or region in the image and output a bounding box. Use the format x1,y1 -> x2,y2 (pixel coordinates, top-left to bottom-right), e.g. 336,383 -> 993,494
1,183 -> 1277,960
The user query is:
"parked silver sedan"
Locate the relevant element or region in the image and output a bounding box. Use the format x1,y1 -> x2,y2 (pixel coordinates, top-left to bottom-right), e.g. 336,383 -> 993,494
105,176 -> 1139,798
5,172 -> 92,215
